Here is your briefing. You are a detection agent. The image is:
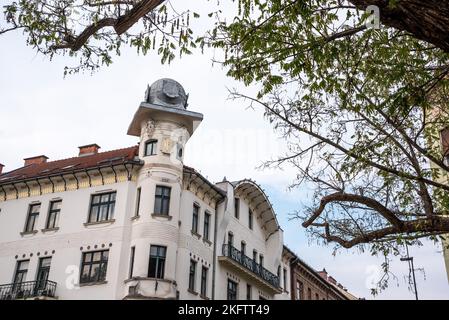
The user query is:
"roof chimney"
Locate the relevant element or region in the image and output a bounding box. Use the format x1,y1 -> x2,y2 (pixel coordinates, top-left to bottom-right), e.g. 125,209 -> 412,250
317,268 -> 328,280
327,276 -> 337,285
0,163 -> 4,174
78,144 -> 101,156
24,155 -> 48,166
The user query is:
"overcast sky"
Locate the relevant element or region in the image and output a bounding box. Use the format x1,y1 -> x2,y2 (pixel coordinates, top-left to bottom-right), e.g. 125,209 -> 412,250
1,0 -> 448,299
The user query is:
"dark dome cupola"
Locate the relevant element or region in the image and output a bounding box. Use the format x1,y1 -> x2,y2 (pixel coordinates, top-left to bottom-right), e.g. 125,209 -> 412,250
144,78 -> 189,109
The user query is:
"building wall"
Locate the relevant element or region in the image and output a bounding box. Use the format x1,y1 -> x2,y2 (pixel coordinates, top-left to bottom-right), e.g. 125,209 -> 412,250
0,180 -> 135,299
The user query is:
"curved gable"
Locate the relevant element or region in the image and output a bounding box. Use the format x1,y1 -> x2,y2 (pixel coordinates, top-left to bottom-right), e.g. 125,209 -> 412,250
233,179 -> 281,239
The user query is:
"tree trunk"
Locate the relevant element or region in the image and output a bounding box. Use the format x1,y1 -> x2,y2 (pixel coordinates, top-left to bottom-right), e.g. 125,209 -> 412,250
349,0 -> 449,52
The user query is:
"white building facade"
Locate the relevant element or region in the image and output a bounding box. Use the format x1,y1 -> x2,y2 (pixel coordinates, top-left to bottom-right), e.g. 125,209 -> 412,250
0,79 -> 290,300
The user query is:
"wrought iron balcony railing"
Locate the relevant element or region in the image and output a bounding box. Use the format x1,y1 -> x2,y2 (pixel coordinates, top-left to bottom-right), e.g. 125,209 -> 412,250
222,244 -> 280,288
0,280 -> 57,300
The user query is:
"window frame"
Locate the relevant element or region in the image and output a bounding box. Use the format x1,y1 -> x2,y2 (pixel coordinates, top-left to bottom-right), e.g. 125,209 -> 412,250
24,203 -> 40,232
296,281 -> 303,300
203,212 -> 211,241
234,198 -> 240,219
154,185 -> 171,215
200,266 -> 208,297
46,200 -> 62,229
144,139 -> 158,156
88,191 -> 116,223
80,250 -> 109,284
227,279 -> 238,300
134,187 -> 141,217
192,203 -> 199,234
246,283 -> 252,300
13,260 -> 29,284
148,245 -> 166,279
248,209 -> 253,230
129,246 -> 135,279
189,259 -> 197,292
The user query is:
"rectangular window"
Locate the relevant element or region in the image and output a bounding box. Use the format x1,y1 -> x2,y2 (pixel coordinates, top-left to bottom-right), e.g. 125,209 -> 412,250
315,293 -> 319,300
46,200 -> 61,229
296,281 -> 303,300
88,192 -> 116,223
154,186 -> 171,215
135,187 -> 141,217
253,250 -> 257,262
259,254 -> 264,267
246,284 -> 252,300
148,245 -> 166,279
189,260 -> 197,292
234,198 -> 239,219
200,266 -> 208,297
227,279 -> 238,300
307,287 -> 312,300
24,203 -> 40,232
13,260 -> 29,285
80,250 -> 109,284
36,257 -> 52,290
129,246 -> 135,279
144,139 -> 157,156
283,268 -> 288,291
248,209 -> 253,230
192,204 -> 199,234
203,212 -> 211,241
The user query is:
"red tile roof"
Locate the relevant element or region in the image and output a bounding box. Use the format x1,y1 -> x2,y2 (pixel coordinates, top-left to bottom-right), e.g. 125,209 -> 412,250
0,146 -> 140,185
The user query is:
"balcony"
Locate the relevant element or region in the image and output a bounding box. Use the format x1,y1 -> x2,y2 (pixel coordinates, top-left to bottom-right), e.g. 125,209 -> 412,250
219,244 -> 282,294
0,280 -> 57,300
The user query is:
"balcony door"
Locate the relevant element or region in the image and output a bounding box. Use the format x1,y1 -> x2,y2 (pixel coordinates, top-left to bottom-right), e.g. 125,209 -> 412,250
36,257 -> 52,291
12,260 -> 29,294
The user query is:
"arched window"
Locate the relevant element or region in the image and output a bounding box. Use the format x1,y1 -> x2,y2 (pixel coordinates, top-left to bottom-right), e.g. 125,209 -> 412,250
144,139 -> 157,156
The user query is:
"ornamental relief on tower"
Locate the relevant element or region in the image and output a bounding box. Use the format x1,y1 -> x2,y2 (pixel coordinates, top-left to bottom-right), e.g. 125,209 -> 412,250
142,119 -> 156,141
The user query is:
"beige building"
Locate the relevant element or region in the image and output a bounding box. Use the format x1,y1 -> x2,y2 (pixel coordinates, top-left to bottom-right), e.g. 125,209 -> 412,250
0,78 -> 290,300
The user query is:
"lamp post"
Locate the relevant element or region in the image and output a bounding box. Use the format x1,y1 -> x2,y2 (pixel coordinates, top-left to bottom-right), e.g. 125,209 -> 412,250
400,245 -> 418,300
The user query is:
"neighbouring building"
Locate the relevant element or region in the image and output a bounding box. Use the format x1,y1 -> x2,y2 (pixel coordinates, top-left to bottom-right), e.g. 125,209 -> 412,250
283,246 -> 357,300
0,78 -> 291,300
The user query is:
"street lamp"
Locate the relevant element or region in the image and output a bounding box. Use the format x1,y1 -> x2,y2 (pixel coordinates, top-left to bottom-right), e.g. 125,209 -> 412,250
400,245 -> 418,300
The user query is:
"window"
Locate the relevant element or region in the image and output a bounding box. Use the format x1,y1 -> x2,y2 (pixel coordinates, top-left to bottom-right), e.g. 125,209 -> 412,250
24,203 -> 40,232
234,198 -> 239,219
154,186 -> 171,215
227,279 -> 238,300
248,209 -> 253,230
296,281 -> 303,300
80,250 -> 109,284
241,241 -> 246,256
13,260 -> 29,285
253,250 -> 257,262
277,266 -> 281,282
307,287 -> 312,300
228,232 -> 234,247
46,200 -> 61,229
246,284 -> 252,300
129,246 -> 135,279
192,204 -> 199,234
200,266 -> 208,297
315,293 -> 319,300
36,257 -> 52,290
259,254 -> 264,267
189,260 -> 197,292
144,139 -> 157,156
148,245 -> 166,279
135,187 -> 141,217
203,212 -> 211,241
283,268 -> 288,291
88,192 -> 116,223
